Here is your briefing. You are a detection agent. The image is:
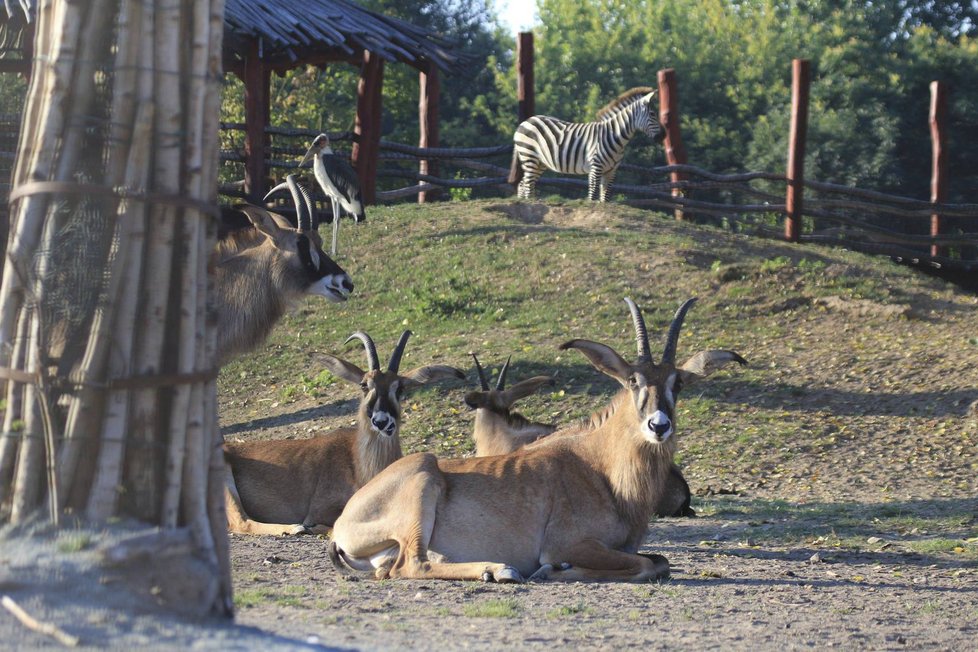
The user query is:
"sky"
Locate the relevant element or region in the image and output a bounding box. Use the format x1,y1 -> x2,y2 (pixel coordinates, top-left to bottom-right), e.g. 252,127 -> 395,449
496,0 -> 537,34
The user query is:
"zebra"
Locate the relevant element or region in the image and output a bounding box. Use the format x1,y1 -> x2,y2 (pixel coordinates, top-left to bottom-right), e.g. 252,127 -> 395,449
508,87 -> 666,202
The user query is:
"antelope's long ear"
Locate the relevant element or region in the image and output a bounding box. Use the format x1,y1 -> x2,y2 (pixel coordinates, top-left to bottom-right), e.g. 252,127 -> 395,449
677,350 -> 747,386
463,390 -> 490,410
400,365 -> 466,392
238,205 -> 283,240
500,376 -> 555,407
560,339 -> 633,385
320,354 -> 366,385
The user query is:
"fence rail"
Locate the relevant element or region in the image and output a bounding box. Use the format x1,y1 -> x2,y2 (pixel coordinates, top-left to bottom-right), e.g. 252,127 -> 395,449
218,121 -> 978,270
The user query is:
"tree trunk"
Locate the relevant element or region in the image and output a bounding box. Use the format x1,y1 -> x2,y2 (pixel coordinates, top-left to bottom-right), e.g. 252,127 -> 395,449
0,0 -> 231,618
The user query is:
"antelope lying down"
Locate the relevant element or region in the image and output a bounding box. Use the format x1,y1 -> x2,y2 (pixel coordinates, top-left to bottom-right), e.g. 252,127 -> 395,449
465,354 -> 557,457
329,297 -> 745,582
468,353 -> 696,518
224,330 -> 464,536
214,181 -> 353,363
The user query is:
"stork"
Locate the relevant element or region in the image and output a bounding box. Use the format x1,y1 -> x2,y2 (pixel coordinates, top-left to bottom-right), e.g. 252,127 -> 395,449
300,133 -> 366,256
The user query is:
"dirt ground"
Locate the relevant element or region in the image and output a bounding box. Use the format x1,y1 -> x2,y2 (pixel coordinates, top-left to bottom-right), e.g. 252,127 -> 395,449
223,509 -> 977,651
2,203 -> 977,649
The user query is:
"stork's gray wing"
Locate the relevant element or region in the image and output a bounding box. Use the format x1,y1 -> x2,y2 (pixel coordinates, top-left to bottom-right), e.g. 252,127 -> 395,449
321,155 -> 364,202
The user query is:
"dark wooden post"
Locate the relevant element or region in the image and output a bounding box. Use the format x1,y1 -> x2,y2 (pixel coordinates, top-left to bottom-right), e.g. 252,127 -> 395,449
418,65 -> 440,203
785,58 -> 810,243
517,32 -> 535,122
929,81 -> 948,258
242,39 -> 270,204
657,68 -> 688,221
353,50 -> 384,205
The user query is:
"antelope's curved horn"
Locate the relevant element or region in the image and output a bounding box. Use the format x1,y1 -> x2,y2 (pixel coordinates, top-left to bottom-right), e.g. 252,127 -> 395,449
295,178 -> 318,231
624,297 -> 652,364
286,175 -> 311,232
346,331 -> 379,371
387,330 -> 412,373
471,353 -> 490,391
661,297 -> 698,366
496,355 -> 512,391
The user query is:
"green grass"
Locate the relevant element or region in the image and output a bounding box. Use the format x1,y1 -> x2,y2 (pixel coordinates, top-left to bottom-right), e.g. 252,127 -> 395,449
546,601 -> 591,618
234,588 -> 271,608
462,598 -> 523,618
56,532 -> 93,553
218,198 -> 971,502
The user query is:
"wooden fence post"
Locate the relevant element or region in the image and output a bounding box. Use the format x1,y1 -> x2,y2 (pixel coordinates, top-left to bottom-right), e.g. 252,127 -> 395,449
418,65 -> 440,203
785,58 -> 810,243
243,39 -> 270,204
657,68 -> 687,221
929,80 -> 947,258
353,50 -> 384,205
517,32 -> 535,122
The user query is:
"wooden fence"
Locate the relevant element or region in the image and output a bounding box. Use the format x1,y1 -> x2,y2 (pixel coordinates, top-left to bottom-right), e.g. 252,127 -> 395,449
218,120 -> 978,271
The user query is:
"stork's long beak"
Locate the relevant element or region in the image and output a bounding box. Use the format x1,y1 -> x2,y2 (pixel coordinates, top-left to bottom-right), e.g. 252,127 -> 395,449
300,146 -> 316,168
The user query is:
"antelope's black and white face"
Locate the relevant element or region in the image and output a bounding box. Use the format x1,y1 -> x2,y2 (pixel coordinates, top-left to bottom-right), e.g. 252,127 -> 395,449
294,232 -> 353,302
625,365 -> 682,444
359,370 -> 405,438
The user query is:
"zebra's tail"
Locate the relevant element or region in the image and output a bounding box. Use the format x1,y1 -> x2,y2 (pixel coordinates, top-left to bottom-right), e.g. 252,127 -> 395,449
507,146 -> 523,186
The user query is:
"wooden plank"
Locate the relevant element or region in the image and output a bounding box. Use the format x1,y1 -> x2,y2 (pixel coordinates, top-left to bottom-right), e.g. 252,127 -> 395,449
785,58 -> 810,243
243,39 -> 270,203
353,50 -> 384,204
930,80 -> 948,258
517,32 -> 534,122
657,68 -> 687,221
418,65 -> 440,203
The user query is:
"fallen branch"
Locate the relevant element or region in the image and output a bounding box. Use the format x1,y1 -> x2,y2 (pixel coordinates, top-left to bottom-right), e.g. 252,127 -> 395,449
1,595 -> 79,647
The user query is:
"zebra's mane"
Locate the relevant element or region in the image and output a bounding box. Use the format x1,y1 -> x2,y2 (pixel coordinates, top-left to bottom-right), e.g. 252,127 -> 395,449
595,86 -> 655,120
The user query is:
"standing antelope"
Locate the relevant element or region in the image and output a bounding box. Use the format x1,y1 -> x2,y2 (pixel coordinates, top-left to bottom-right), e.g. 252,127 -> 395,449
224,330 -> 465,536
328,297 -> 746,582
465,354 -> 557,457
213,187 -> 353,363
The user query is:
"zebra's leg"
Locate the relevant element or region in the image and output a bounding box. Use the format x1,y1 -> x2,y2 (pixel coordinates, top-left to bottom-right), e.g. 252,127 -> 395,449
519,168 -> 540,200
600,169 -> 618,202
587,167 -> 601,201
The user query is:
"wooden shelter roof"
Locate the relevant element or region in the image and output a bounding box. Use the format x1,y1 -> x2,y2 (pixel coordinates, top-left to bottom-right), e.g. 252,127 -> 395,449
224,0 -> 472,73
2,0 -> 474,74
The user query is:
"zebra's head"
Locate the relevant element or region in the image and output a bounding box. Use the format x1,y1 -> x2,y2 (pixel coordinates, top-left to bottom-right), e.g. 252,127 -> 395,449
639,92 -> 666,143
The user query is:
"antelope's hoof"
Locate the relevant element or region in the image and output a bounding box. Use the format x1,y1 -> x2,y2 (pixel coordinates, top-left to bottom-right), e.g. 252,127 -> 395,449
286,524 -> 311,536
495,566 -> 524,583
639,552 -> 670,580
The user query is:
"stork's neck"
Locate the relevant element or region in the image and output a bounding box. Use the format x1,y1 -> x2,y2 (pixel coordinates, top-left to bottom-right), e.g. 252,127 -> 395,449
321,145 -> 334,155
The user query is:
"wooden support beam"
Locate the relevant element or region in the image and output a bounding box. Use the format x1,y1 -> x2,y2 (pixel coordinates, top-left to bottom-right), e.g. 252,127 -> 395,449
657,68 -> 687,221
242,39 -> 270,204
418,65 -> 440,203
517,32 -> 535,123
929,80 -> 948,259
353,50 -> 384,205
785,58 -> 810,243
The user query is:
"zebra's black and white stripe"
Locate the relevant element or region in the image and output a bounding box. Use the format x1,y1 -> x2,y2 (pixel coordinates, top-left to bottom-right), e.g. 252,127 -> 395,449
509,89 -> 665,202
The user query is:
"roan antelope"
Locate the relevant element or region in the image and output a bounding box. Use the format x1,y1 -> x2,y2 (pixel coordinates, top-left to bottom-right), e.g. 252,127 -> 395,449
213,185 -> 353,363
224,330 -> 465,536
465,353 -> 556,457
328,297 -> 745,582
468,353 -> 696,517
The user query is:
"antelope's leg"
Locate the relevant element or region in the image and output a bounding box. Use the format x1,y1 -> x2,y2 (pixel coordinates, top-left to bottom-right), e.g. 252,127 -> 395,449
338,455 -> 522,583
224,469 -> 308,536
538,538 -> 669,582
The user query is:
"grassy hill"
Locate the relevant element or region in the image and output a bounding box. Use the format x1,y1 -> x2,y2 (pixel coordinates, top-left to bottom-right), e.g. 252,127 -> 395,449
218,199 -> 978,511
